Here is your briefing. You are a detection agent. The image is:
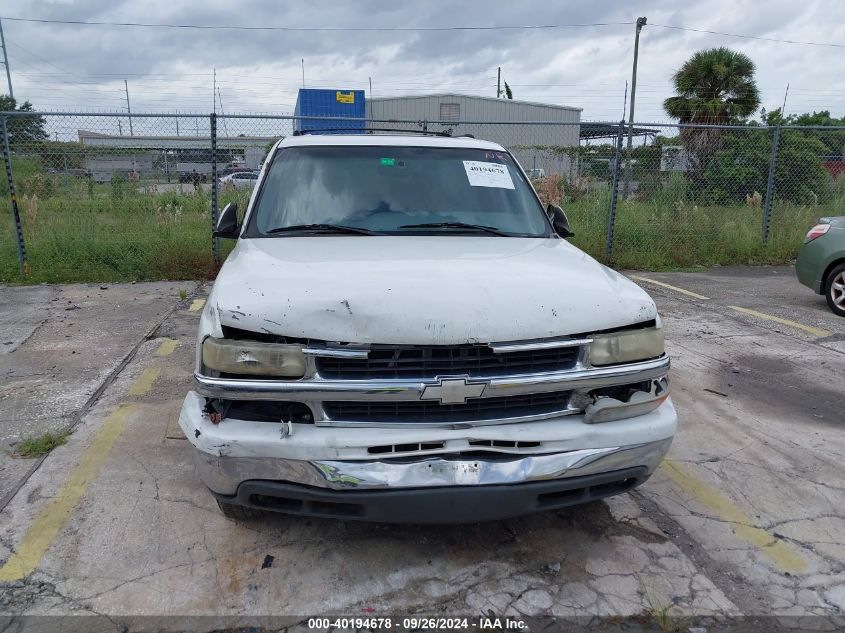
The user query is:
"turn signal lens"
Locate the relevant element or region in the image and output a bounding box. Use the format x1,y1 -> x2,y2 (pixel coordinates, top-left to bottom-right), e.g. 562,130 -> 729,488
202,337 -> 306,377
590,327 -> 664,366
804,223 -> 830,243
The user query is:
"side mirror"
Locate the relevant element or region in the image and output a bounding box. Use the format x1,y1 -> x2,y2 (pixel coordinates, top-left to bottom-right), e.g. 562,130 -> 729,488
214,202 -> 239,238
547,203 -> 574,238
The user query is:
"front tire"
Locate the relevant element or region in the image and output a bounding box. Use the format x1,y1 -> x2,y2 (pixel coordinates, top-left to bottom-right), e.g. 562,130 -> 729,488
216,499 -> 264,520
825,263 -> 845,317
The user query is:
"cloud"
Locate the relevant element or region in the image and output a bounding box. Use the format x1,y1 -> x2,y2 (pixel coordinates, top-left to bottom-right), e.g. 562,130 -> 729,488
2,0 -> 845,121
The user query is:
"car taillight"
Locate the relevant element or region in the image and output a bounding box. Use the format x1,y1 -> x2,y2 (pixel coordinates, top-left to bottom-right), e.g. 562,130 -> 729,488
804,223 -> 830,243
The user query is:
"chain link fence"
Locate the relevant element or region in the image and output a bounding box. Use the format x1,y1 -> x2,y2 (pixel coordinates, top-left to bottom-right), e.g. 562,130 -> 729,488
1,111 -> 843,283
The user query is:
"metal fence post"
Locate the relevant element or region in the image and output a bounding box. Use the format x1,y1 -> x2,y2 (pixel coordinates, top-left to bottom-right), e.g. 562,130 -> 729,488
210,113 -> 220,264
762,125 -> 781,245
605,120 -> 625,264
0,116 -> 28,278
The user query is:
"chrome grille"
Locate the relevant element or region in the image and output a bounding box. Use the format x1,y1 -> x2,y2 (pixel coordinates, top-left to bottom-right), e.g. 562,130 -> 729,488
316,344 -> 579,379
323,391 -> 572,424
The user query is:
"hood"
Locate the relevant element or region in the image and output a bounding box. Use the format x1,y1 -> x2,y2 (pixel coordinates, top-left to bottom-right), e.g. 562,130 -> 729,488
208,236 -> 657,345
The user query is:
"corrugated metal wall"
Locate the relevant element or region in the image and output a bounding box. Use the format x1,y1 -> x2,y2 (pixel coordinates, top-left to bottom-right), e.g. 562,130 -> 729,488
366,94 -> 581,178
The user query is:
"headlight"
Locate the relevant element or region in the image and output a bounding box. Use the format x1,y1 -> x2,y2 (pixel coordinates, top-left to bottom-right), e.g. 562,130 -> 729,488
590,327 -> 664,366
202,337 -> 306,377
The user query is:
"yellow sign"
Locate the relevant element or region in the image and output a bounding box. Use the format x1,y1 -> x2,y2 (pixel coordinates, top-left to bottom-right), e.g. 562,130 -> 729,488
336,91 -> 355,104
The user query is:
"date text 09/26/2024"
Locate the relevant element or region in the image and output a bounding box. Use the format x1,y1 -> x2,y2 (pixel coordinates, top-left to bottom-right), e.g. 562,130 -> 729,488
307,617 -> 528,630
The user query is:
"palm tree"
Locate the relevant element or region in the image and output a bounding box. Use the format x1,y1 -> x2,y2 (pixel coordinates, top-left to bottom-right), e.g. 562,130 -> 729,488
663,48 -> 761,184
663,47 -> 761,124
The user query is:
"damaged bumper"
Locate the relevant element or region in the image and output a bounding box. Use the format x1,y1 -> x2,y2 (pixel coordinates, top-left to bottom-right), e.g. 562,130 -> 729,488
179,390 -> 676,521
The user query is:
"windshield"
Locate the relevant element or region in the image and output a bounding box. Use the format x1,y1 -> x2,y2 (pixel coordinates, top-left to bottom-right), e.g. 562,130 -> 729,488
245,145 -> 550,237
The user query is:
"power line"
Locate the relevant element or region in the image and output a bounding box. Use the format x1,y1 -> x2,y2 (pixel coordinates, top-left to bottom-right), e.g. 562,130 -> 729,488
0,16 -> 635,31
650,23 -> 845,49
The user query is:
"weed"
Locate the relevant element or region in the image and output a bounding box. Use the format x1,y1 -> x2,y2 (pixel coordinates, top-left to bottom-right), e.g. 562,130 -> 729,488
178,288 -> 188,301
16,429 -> 70,457
0,181 -> 826,283
640,585 -> 695,633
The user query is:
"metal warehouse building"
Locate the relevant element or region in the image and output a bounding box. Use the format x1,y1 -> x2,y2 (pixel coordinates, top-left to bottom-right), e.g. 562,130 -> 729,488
366,94 -> 582,176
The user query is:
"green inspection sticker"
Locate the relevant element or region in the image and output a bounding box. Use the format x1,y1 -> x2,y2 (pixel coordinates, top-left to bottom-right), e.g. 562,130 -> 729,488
380,157 -> 396,166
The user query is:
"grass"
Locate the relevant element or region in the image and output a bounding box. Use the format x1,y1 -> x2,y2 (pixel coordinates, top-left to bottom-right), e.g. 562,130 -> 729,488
16,430 -> 71,457
640,585 -> 695,633
564,188 -> 830,270
1,186 -> 248,284
0,179 -> 835,283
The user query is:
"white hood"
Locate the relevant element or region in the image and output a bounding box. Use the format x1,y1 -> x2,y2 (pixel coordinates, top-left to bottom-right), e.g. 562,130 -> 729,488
206,236 -> 656,345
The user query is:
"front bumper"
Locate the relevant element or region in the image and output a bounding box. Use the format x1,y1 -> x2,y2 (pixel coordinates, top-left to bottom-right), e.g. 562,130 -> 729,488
213,467 -> 651,524
180,390 -> 676,520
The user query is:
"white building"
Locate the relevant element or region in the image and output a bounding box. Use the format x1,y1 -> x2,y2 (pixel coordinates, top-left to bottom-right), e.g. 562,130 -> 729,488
366,94 -> 582,177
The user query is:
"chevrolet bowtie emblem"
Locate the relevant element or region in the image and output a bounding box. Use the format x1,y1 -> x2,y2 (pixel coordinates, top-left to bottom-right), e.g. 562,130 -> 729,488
420,377 -> 487,404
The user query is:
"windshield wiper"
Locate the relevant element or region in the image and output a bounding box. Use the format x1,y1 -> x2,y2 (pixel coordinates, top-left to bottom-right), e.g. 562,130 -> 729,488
266,223 -> 377,235
398,222 -> 508,236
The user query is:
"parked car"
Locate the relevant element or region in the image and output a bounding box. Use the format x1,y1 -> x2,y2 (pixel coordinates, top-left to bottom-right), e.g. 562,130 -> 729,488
179,133 -> 676,524
219,171 -> 260,190
795,216 -> 845,316
525,168 -> 546,179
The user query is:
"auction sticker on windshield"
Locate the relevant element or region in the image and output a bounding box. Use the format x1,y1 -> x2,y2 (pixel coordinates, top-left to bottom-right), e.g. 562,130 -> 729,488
463,160 -> 515,189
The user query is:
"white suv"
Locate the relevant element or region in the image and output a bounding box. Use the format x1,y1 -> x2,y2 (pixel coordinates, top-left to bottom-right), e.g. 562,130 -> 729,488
179,133 -> 676,523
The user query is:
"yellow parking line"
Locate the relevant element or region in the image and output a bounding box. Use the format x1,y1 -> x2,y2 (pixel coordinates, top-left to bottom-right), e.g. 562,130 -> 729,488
661,460 -> 806,574
128,367 -> 161,396
0,404 -> 138,581
154,338 -> 179,357
729,306 -> 830,338
629,276 -> 709,300
189,299 -> 206,312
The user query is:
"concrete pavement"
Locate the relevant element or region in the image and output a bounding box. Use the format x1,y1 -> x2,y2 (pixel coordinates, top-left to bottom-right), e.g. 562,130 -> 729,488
0,266 -> 842,630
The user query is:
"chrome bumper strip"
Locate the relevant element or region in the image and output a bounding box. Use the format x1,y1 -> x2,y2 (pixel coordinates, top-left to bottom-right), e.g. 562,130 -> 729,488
194,355 -> 670,402
192,437 -> 673,494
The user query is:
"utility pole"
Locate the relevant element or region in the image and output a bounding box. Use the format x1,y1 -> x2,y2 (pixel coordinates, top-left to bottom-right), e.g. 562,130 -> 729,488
213,67 -> 216,114
780,83 -> 790,120
0,18 -> 12,99
623,16 -> 646,198
124,79 -> 133,136
217,88 -> 229,138
175,109 -> 180,136
301,59 -> 305,87
496,67 -> 501,98
368,76 -> 372,98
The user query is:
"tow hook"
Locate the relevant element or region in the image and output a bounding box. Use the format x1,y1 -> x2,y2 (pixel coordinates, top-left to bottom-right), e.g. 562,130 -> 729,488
280,417 -> 294,439
204,399 -> 228,424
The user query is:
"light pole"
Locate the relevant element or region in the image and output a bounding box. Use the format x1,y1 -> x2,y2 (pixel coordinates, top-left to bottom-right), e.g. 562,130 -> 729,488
623,16 -> 647,199
124,80 -> 134,136
0,18 -> 13,99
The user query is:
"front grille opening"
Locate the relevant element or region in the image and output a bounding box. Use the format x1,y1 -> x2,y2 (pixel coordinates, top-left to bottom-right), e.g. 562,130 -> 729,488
215,400 -> 314,424
468,440 -> 542,449
536,474 -> 642,509
589,477 -> 638,496
537,487 -> 586,507
248,494 -> 364,518
317,343 -> 579,379
324,391 -> 571,424
367,441 -> 446,455
249,494 -> 303,512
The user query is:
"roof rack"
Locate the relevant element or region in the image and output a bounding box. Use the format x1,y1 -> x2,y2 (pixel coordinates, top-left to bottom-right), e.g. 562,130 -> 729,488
292,127 -> 454,137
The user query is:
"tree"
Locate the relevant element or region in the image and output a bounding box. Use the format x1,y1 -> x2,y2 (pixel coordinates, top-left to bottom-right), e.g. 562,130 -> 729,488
504,81 -> 513,100
762,108 -> 845,157
702,130 -> 829,205
0,95 -> 48,145
663,48 -> 760,124
663,48 -> 761,183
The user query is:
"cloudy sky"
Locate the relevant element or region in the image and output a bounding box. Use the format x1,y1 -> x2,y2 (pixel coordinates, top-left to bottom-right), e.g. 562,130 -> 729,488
2,0 -> 845,123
